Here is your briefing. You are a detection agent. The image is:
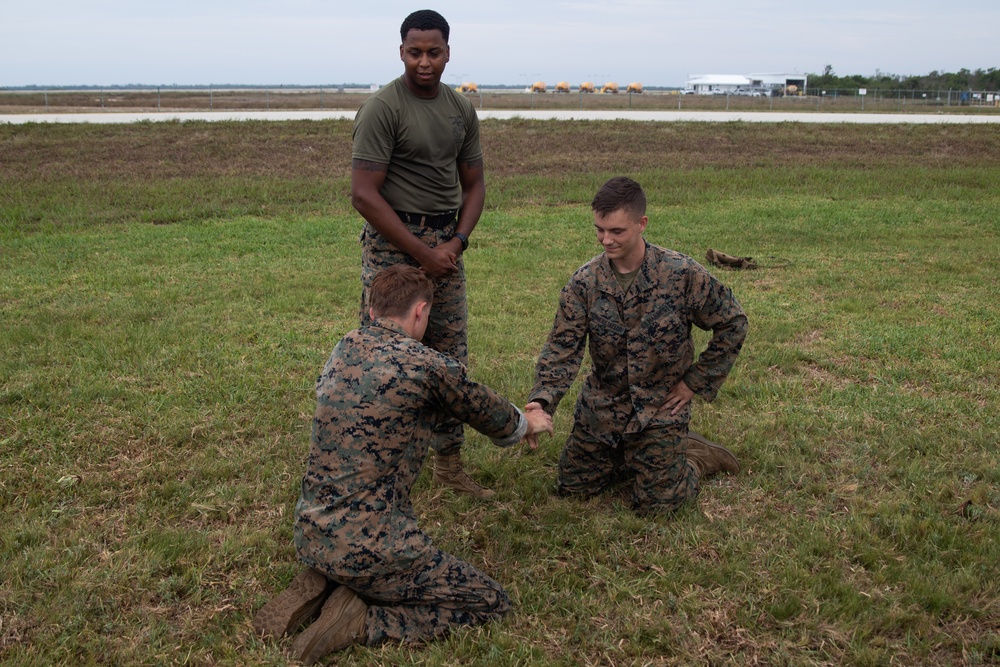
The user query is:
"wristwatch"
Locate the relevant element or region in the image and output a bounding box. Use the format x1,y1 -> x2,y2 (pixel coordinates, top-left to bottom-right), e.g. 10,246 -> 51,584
453,232 -> 469,251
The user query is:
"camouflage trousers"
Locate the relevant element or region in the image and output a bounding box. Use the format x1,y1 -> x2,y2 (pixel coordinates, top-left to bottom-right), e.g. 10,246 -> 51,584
314,546 -> 511,646
359,222 -> 468,455
557,421 -> 700,514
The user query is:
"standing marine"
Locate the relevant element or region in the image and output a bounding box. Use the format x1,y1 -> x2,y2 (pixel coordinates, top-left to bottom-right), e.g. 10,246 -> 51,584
350,9 -> 491,497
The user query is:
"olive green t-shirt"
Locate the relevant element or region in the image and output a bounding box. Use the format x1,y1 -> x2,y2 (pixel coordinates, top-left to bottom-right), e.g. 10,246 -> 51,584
611,262 -> 641,294
352,77 -> 483,214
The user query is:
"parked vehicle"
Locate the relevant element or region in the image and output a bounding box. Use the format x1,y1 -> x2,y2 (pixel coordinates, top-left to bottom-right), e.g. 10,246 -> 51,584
554,81 -> 571,93
530,81 -> 547,93
601,82 -> 619,94
579,81 -> 596,93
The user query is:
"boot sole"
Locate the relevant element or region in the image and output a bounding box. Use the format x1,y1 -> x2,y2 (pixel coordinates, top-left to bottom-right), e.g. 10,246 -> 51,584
252,567 -> 331,638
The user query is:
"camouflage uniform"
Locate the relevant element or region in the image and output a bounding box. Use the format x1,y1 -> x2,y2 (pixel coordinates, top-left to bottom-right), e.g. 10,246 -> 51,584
359,224 -> 467,454
294,318 -> 525,644
529,242 -> 748,513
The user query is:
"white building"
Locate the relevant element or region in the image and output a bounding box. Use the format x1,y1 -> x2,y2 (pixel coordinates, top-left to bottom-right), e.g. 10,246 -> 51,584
685,72 -> 808,95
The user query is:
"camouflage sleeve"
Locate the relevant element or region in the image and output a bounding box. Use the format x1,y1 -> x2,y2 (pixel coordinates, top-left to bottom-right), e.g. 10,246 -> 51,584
682,263 -> 749,401
528,277 -> 590,414
430,355 -> 527,447
490,409 -> 528,447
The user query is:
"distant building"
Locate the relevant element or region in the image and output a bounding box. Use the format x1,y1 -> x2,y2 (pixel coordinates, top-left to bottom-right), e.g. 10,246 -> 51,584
685,72 -> 807,95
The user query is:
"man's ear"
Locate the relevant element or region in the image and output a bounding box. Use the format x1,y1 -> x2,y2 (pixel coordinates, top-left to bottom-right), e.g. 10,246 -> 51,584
369,307 -> 376,321
413,300 -> 429,322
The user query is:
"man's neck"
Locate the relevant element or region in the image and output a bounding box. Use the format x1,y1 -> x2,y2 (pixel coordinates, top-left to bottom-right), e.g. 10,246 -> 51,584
401,75 -> 439,99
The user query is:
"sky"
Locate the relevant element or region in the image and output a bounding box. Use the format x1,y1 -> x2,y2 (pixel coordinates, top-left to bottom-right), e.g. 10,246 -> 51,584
2,1 -> 997,88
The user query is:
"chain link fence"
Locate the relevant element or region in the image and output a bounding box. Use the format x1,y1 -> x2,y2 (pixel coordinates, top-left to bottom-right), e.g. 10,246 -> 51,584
2,87 -> 998,115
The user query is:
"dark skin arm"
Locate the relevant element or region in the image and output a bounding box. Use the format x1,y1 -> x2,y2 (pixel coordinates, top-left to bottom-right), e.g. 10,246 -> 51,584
350,157 -> 485,278
455,156 -> 486,243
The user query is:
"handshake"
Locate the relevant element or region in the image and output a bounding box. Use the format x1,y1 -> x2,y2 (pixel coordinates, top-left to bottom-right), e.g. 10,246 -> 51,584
521,401 -> 552,449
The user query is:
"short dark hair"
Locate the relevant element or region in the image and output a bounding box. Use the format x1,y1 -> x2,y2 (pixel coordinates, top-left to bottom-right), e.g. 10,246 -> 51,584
591,176 -> 647,220
368,265 -> 434,319
400,9 -> 450,43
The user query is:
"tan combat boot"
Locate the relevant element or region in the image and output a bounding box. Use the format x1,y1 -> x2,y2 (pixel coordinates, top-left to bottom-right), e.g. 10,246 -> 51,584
251,567 -> 333,638
292,586 -> 368,665
685,431 -> 741,478
432,452 -> 495,499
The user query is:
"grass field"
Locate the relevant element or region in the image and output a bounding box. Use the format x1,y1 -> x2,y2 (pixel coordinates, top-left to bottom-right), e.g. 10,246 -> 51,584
1,119 -> 999,666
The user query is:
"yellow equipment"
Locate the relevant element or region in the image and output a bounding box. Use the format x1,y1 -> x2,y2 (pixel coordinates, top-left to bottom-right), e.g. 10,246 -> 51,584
601,82 -> 619,94
456,82 -> 478,93
530,81 -> 547,93
579,81 -> 595,93
554,81 -> 571,93
626,82 -> 643,93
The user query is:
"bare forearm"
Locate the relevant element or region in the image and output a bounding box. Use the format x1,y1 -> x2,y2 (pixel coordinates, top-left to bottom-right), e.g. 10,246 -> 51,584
456,158 -> 486,238
351,160 -> 431,263
353,195 -> 431,260
455,160 -> 486,237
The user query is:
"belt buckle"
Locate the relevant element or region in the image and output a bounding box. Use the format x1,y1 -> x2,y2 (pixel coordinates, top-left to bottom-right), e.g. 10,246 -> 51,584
396,210 -> 417,225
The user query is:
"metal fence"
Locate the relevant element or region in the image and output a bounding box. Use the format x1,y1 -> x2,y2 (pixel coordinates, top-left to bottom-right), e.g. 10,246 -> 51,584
797,88 -> 1000,110
0,88 -> 366,113
2,87 -> 998,115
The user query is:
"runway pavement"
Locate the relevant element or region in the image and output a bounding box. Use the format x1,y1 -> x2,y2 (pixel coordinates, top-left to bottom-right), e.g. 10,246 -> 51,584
3,109 -> 1000,124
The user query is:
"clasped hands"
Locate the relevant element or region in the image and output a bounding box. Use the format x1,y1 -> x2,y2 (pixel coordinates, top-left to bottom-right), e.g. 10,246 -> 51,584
419,239 -> 464,278
521,401 -> 551,450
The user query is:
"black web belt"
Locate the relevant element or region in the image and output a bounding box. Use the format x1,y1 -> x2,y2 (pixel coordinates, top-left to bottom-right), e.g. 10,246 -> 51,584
395,209 -> 458,230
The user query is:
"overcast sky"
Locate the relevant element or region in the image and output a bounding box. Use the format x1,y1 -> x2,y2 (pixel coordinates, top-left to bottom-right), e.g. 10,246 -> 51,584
3,1 -> 997,88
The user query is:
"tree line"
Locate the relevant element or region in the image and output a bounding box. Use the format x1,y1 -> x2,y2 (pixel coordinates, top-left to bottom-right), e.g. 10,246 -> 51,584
807,66 -> 1000,91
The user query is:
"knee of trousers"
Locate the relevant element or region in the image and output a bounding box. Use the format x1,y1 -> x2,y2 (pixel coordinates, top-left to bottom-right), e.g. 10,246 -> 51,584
630,461 -> 700,513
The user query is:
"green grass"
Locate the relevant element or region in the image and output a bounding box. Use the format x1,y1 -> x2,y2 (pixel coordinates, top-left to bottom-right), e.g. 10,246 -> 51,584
1,120 -> 998,666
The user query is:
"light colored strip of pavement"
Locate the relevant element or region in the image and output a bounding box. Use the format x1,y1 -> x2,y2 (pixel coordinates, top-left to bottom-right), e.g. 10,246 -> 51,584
2,109 -> 999,124
481,110 -> 1000,124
